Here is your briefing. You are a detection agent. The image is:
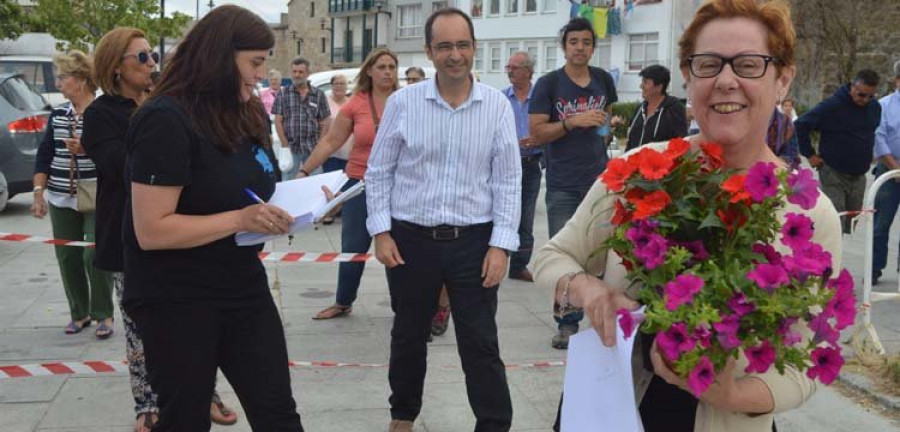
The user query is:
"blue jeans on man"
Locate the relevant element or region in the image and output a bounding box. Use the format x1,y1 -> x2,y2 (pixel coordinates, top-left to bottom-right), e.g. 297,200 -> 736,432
872,164 -> 900,283
509,156 -> 543,277
546,185 -> 592,347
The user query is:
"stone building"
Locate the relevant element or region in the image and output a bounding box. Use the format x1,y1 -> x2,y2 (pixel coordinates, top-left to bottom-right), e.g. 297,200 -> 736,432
270,0 -> 332,76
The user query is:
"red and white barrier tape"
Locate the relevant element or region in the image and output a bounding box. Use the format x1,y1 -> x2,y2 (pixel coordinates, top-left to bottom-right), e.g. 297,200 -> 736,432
0,233 -> 372,263
836,209 -> 876,218
0,359 -> 565,379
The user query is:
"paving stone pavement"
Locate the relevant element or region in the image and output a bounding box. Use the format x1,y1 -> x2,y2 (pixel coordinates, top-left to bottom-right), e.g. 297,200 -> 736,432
1,174 -> 898,431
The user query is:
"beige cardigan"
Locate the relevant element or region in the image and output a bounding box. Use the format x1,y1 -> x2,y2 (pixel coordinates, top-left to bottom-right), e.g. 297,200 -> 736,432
533,142 -> 842,432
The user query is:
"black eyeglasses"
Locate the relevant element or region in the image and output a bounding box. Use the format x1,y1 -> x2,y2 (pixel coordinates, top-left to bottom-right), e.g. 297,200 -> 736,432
686,54 -> 779,79
122,51 -> 160,65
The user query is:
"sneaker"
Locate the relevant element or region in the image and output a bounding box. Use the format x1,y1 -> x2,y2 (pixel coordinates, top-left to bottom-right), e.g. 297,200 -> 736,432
430,305 -> 450,336
551,326 -> 578,350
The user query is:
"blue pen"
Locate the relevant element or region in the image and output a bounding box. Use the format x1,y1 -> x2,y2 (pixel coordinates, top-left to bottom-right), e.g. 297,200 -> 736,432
244,187 -> 266,205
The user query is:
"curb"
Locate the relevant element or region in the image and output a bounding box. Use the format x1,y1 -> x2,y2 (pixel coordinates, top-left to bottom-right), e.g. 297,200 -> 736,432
837,370 -> 900,412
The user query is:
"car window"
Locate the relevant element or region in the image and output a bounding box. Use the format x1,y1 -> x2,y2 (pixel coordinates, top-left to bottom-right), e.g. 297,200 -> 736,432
0,75 -> 49,111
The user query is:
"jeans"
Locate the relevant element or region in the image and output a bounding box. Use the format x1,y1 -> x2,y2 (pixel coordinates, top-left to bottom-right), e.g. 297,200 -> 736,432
873,164 -> 900,278
386,220 -> 512,430
546,186 -> 593,330
283,151 -> 322,180
335,179 -> 371,306
509,157 -> 542,276
49,204 -> 113,321
323,157 -> 348,173
818,163 -> 865,234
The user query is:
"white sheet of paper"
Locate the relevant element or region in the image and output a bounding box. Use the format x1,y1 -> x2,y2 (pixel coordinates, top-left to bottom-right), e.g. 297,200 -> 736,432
561,322 -> 643,432
235,170 -> 349,246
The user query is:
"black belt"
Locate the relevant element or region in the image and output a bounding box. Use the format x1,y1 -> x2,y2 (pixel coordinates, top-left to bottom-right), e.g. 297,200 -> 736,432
394,219 -> 491,241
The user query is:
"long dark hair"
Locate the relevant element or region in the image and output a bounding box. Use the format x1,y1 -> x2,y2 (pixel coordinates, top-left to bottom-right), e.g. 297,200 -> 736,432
150,5 -> 273,151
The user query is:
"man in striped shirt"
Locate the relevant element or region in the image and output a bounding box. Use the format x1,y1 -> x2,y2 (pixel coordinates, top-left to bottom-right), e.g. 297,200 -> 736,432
365,8 -> 521,432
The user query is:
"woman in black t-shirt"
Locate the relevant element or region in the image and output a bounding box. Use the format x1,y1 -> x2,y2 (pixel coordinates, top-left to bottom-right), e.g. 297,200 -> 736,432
122,6 -> 301,430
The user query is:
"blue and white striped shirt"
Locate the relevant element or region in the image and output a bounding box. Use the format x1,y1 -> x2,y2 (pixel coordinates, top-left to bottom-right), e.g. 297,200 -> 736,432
365,78 -> 522,251
874,90 -> 900,160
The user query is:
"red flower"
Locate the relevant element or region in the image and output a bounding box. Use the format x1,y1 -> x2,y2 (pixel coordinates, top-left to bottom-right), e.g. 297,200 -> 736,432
637,148 -> 674,181
625,187 -> 647,204
633,190 -> 671,220
664,137 -> 691,160
601,158 -> 636,192
721,174 -> 751,204
611,199 -> 632,225
700,142 -> 724,169
717,206 -> 748,234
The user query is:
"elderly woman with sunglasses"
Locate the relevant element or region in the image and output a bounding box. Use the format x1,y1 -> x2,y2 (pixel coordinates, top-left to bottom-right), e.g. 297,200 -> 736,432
32,50 -> 115,339
535,1 -> 842,431
81,28 -> 238,432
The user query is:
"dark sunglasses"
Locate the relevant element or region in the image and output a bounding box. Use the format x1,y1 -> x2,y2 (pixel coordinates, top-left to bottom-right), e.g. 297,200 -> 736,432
122,51 -> 160,65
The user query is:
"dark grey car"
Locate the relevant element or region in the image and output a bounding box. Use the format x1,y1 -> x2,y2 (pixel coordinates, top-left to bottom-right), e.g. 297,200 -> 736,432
0,73 -> 50,211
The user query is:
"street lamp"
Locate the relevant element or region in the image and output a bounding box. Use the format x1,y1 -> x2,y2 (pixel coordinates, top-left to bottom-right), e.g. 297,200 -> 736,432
373,0 -> 392,18
320,18 -> 332,31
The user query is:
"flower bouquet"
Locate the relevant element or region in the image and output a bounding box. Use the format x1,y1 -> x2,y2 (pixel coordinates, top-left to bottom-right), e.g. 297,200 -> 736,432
599,138 -> 855,396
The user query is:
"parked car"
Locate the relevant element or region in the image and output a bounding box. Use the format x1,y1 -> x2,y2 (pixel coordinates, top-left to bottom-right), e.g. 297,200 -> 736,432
0,73 -> 50,211
308,66 -> 436,96
0,55 -> 61,106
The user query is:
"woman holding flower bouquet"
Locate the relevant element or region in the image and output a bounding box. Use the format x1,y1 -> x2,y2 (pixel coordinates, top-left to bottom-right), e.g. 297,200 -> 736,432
536,1 -> 851,431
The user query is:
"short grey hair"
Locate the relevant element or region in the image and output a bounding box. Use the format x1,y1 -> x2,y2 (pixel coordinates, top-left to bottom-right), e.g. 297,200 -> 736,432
268,69 -> 282,79
291,57 -> 309,68
894,59 -> 900,78
512,51 -> 535,71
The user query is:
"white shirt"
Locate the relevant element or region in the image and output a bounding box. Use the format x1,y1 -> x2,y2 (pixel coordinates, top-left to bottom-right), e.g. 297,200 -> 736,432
365,78 -> 522,251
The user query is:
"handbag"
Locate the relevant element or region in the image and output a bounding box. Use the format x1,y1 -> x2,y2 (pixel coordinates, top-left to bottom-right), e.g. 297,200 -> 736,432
69,154 -> 97,213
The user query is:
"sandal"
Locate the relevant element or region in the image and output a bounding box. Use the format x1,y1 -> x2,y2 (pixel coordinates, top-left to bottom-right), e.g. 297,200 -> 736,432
135,412 -> 156,432
322,216 -> 335,225
312,304 -> 353,320
64,318 -> 91,335
95,319 -> 114,339
211,394 -> 238,426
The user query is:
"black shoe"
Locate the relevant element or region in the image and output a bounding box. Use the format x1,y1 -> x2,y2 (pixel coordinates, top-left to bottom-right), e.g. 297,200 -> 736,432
426,331 -> 433,343
873,270 -> 882,285
551,325 -> 578,350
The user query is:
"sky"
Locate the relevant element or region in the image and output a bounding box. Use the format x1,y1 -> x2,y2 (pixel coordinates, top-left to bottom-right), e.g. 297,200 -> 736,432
164,0 -> 288,23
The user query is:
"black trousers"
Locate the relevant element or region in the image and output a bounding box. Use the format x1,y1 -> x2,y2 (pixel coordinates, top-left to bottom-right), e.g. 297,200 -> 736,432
387,220 -> 513,431
129,295 -> 303,431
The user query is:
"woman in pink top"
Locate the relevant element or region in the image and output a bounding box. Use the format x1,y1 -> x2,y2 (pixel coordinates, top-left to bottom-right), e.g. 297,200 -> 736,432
259,69 -> 281,114
296,48 -> 399,319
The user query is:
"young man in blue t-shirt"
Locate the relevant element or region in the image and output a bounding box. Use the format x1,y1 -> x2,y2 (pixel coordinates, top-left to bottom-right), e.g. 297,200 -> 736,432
529,17 -> 617,349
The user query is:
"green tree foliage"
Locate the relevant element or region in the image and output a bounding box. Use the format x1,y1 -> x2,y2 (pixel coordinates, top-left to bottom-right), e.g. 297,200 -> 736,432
29,0 -> 192,51
0,0 -> 29,40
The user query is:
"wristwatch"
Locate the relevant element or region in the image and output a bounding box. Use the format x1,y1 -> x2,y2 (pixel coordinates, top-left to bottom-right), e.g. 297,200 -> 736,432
33,185 -> 44,193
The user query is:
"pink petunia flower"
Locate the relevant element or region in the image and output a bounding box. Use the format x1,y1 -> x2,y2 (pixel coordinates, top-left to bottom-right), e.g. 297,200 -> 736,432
617,308 -> 636,340
727,292 -> 756,317
777,317 -> 802,346
744,340 -> 776,374
781,213 -> 815,250
687,356 -> 716,396
783,243 -> 832,280
634,234 -> 669,270
806,346 -> 844,385
657,322 -> 696,361
787,168 -> 820,210
752,243 -> 783,265
713,314 -> 742,349
746,263 -> 790,293
745,162 -> 779,202
664,274 -> 705,311
826,269 -> 857,330
694,324 -> 713,348
809,312 -> 840,346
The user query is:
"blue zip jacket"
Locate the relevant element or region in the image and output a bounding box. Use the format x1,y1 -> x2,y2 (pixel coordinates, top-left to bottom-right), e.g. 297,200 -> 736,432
796,83 -> 882,176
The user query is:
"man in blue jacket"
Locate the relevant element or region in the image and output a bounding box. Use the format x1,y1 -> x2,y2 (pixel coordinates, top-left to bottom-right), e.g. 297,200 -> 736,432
797,69 -> 882,233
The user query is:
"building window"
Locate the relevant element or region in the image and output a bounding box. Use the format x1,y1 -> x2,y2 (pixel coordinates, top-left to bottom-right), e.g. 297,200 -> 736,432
592,36 -> 612,70
297,40 -> 303,56
310,2 -> 315,17
628,33 -> 659,71
321,37 -> 327,54
524,41 -> 539,72
525,0 -> 536,13
489,0 -> 500,15
507,0 -> 517,14
544,43 -> 557,72
433,1 -> 448,11
490,43 -> 501,72
472,0 -> 483,17
542,0 -> 554,12
397,4 -> 423,38
475,46 -> 484,71
506,42 -> 520,62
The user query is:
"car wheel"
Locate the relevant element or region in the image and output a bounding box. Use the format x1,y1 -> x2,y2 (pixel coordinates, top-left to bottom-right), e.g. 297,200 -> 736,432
0,171 -> 8,212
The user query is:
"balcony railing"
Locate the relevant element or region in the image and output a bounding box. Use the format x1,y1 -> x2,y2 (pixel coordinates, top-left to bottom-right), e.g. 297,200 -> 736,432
331,47 -> 366,64
328,0 -> 374,14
